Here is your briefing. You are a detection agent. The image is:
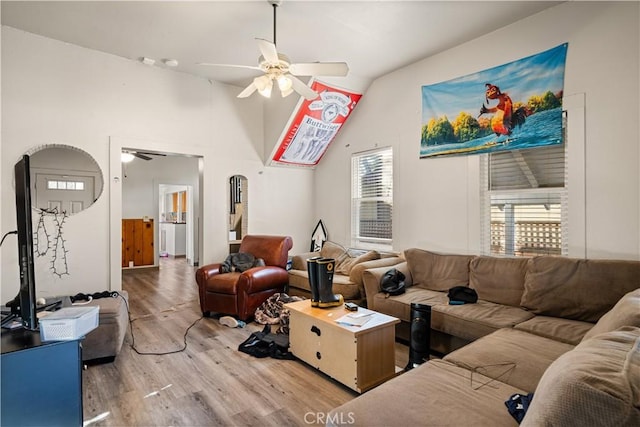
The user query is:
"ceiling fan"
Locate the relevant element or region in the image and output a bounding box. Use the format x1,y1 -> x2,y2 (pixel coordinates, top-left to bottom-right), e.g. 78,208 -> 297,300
121,150 -> 166,162
198,0 -> 348,100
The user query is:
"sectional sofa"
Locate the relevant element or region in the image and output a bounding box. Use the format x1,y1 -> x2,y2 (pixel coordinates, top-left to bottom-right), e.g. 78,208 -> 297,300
327,249 -> 640,426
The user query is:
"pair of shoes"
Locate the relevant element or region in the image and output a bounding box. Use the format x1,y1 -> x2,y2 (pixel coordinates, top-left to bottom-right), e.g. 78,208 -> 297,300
219,316 -> 247,328
306,257 -> 343,309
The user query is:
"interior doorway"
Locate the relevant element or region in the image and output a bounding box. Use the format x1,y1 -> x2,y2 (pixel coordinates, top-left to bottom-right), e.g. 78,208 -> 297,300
158,184 -> 195,265
111,137 -> 203,290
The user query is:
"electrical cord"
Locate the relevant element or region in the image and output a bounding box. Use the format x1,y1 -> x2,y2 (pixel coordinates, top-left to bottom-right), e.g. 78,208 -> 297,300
116,292 -> 204,356
0,230 -> 17,247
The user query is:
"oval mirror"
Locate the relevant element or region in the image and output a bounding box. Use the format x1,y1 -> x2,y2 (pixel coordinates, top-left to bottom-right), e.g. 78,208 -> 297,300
28,145 -> 104,215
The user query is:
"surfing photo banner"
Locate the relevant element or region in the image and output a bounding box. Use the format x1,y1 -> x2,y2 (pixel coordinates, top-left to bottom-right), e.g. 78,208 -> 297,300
420,43 -> 568,158
270,80 -> 362,168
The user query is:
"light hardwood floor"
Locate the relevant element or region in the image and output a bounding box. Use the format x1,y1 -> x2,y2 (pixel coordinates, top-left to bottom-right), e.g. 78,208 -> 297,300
82,258 -> 408,426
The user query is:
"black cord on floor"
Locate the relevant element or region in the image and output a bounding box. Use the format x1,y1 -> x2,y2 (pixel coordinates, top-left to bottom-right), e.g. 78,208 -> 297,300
116,292 -> 204,356
0,230 -> 17,247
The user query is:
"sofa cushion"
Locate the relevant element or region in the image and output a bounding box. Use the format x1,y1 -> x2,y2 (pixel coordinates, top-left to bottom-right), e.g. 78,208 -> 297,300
444,328 -> 575,393
431,300 -> 535,342
521,256 -> 640,322
582,288 -> 640,341
404,248 -> 473,291
521,326 -> 640,427
371,287 -> 449,322
327,359 -> 523,427
335,250 -> 379,275
513,316 -> 594,345
469,256 -> 529,307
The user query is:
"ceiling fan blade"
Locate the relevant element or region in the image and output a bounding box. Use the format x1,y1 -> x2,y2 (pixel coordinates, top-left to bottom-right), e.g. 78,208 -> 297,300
289,62 -> 349,77
289,75 -> 319,100
197,63 -> 262,71
133,152 -> 152,161
136,151 -> 166,157
237,82 -> 258,98
256,38 -> 279,64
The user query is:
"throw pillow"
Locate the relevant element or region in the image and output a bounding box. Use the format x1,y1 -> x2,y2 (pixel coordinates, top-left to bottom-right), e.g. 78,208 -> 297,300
320,241 -> 348,260
336,250 -> 380,275
582,288 -> 640,341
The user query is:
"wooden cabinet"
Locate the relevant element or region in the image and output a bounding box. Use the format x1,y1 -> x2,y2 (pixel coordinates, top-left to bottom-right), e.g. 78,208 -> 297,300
287,300 -> 399,393
122,218 -> 154,267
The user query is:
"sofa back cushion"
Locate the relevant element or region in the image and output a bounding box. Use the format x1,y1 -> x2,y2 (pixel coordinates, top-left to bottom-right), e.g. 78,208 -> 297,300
521,256 -> 640,322
469,256 -> 529,306
520,326 -> 640,427
404,248 -> 473,291
582,288 -> 640,341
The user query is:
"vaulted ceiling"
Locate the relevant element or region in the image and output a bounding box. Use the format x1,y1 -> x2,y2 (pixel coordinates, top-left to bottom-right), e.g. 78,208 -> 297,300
2,1 -> 560,91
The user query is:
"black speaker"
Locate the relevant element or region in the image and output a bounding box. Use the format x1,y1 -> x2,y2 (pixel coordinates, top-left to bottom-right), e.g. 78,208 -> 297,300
405,303 -> 431,371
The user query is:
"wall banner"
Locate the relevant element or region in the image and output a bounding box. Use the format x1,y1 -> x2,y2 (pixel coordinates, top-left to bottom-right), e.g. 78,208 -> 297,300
420,43 -> 568,158
270,80 -> 362,168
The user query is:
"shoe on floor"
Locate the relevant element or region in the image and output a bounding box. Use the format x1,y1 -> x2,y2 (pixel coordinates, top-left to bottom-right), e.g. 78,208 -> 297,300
219,316 -> 239,328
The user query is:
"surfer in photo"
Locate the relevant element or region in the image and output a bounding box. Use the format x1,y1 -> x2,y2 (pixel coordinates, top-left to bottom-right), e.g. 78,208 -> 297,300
478,83 -> 530,139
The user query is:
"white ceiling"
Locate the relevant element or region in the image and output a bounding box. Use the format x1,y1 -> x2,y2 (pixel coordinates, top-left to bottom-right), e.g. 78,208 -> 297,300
1,1 -> 560,91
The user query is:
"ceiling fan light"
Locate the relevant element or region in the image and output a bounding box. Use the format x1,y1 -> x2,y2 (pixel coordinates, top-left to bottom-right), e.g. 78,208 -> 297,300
254,75 -> 270,91
277,74 -> 293,92
280,86 -> 294,97
253,75 -> 273,98
121,152 -> 135,163
259,81 -> 273,98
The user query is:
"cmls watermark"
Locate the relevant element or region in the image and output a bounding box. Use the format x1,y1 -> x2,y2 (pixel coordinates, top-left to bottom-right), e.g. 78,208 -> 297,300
304,411 -> 355,425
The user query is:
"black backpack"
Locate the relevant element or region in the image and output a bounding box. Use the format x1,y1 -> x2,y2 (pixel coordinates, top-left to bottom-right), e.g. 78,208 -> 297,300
380,268 -> 406,296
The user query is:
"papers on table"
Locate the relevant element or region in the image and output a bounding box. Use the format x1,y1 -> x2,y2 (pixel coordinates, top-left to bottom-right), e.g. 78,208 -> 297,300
335,311 -> 374,327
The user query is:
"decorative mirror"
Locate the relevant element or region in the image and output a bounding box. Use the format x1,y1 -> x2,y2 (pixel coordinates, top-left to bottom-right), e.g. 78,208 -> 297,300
27,144 -> 104,215
229,175 -> 247,244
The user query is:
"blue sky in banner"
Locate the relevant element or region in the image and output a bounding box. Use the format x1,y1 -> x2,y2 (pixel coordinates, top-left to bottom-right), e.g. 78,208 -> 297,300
422,44 -> 567,124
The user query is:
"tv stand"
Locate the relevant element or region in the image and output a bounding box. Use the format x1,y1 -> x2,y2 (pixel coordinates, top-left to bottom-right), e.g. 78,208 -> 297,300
1,328 -> 83,426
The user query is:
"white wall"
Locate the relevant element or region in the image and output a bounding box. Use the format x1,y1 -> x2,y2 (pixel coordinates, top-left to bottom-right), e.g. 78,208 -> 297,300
122,156 -> 199,221
1,27 -> 314,302
316,1 -> 640,260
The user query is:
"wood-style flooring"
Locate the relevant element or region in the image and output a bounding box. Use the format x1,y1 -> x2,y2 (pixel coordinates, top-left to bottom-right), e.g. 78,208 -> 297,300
82,258 -> 409,426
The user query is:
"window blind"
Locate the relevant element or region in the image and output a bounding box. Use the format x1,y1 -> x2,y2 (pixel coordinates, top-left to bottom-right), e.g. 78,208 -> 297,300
481,127 -> 568,257
351,147 -> 393,248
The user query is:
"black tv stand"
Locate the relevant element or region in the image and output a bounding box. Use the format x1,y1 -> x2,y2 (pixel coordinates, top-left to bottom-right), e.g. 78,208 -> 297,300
1,328 -> 83,425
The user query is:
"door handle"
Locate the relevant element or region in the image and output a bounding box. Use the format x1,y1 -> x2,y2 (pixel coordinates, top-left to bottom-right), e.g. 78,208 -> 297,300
311,325 -> 321,336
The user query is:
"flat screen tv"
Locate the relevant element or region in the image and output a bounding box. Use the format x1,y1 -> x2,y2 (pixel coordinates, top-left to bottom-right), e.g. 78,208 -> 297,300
14,154 -> 38,330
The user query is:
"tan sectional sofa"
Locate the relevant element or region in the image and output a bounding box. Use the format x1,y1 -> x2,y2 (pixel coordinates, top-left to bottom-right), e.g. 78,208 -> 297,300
327,249 -> 640,426
287,241 -> 403,306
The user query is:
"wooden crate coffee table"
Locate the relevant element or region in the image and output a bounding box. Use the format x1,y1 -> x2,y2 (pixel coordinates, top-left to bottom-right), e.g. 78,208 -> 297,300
286,300 -> 400,393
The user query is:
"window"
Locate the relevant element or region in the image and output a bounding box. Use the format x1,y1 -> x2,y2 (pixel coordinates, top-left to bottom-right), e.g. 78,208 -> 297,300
481,114 -> 568,256
351,147 -> 393,249
47,180 -> 85,190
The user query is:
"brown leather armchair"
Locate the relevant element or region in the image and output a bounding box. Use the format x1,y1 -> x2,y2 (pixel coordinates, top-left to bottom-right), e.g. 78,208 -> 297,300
195,235 -> 293,321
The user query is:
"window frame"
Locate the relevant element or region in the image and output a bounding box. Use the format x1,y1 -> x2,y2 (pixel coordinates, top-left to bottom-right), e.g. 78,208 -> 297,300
350,147 -> 393,250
